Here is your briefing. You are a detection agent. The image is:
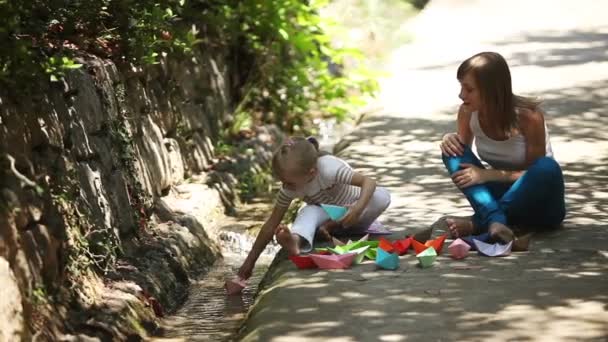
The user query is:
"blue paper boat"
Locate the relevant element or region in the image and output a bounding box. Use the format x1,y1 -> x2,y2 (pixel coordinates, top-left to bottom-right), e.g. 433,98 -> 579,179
375,248 -> 399,270
320,204 -> 348,221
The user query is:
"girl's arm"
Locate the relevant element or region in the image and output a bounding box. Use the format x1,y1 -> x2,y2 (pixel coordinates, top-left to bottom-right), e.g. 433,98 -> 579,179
480,108 -> 546,183
238,204 -> 288,279
340,172 -> 376,227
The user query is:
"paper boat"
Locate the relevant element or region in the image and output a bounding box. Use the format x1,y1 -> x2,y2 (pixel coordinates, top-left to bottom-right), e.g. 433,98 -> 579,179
461,233 -> 491,251
350,245 -> 371,264
412,239 -> 428,254
332,237 -> 345,246
364,247 -> 377,260
225,276 -> 247,295
393,237 -> 412,255
365,220 -> 392,235
289,255 -> 317,269
378,237 -> 395,252
474,240 -> 513,257
375,248 -> 399,270
321,204 -> 348,221
425,234 -> 447,254
309,252 -> 357,269
416,247 -> 437,268
448,238 -> 471,259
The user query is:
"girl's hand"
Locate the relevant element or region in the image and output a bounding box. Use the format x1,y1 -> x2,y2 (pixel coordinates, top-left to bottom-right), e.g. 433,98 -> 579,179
440,133 -> 465,157
339,205 -> 364,228
237,260 -> 254,280
451,163 -> 486,188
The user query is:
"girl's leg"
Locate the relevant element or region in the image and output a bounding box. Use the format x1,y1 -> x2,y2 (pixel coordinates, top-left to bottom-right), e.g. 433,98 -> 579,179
290,204 -> 330,253
348,187 -> 391,232
500,157 -> 566,229
442,146 -> 507,233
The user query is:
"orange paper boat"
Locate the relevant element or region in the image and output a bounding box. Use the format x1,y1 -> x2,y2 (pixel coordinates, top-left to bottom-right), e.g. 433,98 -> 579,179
424,234 -> 447,254
309,252 -> 357,269
378,237 -> 395,253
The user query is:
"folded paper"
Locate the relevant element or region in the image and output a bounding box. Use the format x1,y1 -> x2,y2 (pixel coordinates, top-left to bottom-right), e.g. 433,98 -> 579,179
378,237 -> 395,253
416,247 -> 437,268
393,237 -> 412,256
321,204 -> 348,221
289,255 -> 317,269
375,248 -> 400,270
309,252 -> 357,269
448,238 -> 471,259
474,239 -> 513,257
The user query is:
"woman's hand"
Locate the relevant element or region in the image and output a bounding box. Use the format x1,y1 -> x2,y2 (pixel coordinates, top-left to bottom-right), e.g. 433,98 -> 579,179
440,133 -> 465,157
451,163 -> 486,188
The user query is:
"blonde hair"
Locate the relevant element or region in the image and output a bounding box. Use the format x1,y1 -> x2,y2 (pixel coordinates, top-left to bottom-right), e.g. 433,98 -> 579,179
272,137 -> 321,178
457,52 -> 542,133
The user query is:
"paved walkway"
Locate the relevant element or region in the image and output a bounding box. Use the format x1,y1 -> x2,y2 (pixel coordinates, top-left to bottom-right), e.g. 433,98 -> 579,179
238,1 -> 608,341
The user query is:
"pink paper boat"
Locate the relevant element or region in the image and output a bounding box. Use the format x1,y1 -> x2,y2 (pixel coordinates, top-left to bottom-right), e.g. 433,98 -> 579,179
225,276 -> 247,295
474,239 -> 513,257
309,252 -> 357,269
448,238 -> 471,259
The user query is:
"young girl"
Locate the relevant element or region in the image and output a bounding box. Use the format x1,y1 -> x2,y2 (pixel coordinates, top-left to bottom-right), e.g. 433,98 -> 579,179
237,136 -> 391,280
440,51 -> 565,245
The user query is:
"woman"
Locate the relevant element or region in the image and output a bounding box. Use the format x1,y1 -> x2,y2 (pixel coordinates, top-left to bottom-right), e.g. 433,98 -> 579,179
440,51 -> 565,245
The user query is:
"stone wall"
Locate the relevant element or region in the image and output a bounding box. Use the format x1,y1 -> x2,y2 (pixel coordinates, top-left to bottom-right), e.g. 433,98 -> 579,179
0,46 -> 274,340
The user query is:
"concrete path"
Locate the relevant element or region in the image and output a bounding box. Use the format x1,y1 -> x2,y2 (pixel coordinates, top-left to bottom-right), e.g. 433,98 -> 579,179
238,1 -> 608,341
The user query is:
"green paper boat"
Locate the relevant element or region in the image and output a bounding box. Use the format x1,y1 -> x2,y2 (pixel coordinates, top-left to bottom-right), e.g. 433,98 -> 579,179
417,246 -> 437,268
365,247 -> 377,260
321,204 -> 348,221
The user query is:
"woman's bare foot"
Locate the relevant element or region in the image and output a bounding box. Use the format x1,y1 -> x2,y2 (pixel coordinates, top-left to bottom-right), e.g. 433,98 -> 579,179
512,233 -> 532,252
275,225 -> 300,256
488,222 -> 515,244
446,217 -> 475,238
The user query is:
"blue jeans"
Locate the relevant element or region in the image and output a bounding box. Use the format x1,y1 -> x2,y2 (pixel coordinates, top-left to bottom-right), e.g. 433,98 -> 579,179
442,145 -> 566,233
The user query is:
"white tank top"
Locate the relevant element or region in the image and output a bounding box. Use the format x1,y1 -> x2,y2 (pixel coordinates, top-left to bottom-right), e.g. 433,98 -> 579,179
470,111 -> 553,170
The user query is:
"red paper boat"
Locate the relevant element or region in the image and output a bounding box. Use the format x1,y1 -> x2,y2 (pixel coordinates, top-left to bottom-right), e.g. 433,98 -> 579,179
289,255 -> 317,269
309,253 -> 357,269
393,237 -> 412,256
378,237 -> 395,252
225,276 -> 247,295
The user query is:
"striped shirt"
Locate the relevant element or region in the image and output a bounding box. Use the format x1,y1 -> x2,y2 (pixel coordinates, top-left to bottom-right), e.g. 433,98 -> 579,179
275,155 -> 360,208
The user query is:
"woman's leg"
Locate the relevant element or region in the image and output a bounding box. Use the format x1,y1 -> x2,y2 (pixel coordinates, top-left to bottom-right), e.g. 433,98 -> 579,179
500,157 -> 566,229
442,146 -> 507,233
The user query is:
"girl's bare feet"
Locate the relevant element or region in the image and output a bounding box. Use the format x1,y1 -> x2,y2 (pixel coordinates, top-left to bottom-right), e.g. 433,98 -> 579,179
275,225 -> 300,256
446,217 -> 475,238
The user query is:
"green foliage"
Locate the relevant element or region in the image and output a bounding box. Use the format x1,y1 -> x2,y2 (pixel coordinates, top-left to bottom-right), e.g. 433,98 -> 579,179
214,0 -> 379,130
237,164 -> 274,202
1,0 -> 378,129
